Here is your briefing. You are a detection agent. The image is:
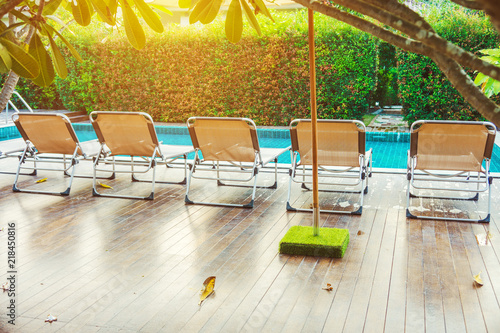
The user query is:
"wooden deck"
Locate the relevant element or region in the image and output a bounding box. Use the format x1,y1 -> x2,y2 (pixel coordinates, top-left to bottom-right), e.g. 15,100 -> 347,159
0,158 -> 499,332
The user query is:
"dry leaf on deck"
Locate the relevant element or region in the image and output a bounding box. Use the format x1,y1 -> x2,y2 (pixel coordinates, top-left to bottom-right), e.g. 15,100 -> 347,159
357,230 -> 364,236
475,233 -> 493,246
35,178 -> 47,183
473,271 -> 483,286
98,182 -> 113,189
199,276 -> 216,306
323,283 -> 333,291
45,314 -> 57,323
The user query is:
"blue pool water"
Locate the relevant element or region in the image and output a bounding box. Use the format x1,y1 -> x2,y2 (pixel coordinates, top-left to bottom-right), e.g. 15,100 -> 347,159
3,123 -> 500,171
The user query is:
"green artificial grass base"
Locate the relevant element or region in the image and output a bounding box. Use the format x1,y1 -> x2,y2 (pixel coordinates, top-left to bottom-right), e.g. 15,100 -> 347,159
279,226 -> 349,258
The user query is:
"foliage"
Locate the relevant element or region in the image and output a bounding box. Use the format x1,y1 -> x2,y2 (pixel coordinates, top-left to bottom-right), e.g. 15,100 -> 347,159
315,27 -> 377,120
397,9 -> 500,124
373,42 -> 399,107
474,49 -> 500,97
0,75 -> 64,110
0,0 -> 170,87
13,12 -> 377,126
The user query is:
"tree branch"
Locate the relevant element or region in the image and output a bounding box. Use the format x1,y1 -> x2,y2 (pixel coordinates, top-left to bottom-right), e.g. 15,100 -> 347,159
364,0 -> 434,32
476,0 -> 500,34
292,0 -> 430,56
0,0 -> 24,20
450,0 -> 484,10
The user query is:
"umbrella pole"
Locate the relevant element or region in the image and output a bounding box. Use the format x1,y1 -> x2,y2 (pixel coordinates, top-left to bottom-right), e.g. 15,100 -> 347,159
308,9 -> 320,236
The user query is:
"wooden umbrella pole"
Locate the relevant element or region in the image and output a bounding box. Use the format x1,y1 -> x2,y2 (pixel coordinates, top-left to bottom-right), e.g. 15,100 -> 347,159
308,9 -> 320,236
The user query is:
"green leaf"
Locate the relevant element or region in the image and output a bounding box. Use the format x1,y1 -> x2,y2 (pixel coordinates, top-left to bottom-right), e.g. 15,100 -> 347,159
89,0 -> 115,25
72,0 -> 92,26
107,0 -> 118,17
9,9 -> 31,23
44,24 -> 83,62
241,0 -> 260,35
190,0 -> 223,25
43,0 -> 64,15
178,0 -> 191,9
0,22 -> 26,40
29,34 -> 55,87
0,43 -> 12,73
481,49 -> 500,57
1,38 -> 39,79
133,0 -> 164,33
251,0 -> 273,22
150,4 -> 172,16
474,72 -> 487,85
45,26 -> 68,79
225,0 -> 243,43
119,0 -> 146,49
45,15 -> 68,28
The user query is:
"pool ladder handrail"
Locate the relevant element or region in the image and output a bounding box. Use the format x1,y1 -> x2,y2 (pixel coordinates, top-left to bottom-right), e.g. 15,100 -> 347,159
4,91 -> 34,124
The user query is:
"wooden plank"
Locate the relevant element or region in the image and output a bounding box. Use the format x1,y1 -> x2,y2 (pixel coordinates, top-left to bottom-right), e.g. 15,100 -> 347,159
434,221 -> 467,333
328,209 -> 388,333
384,209 -> 409,332
421,220 -> 446,333
405,217 -> 425,332
447,222 -> 487,332
362,208 -> 399,332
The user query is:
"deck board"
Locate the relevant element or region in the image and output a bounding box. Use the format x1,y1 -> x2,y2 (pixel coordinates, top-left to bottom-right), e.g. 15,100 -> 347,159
0,157 -> 500,332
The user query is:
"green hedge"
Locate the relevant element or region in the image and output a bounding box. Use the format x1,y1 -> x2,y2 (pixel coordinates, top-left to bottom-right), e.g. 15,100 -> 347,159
5,11 -> 378,126
397,8 -> 500,124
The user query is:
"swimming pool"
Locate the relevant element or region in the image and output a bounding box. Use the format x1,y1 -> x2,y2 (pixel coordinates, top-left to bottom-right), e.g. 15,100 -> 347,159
2,123 -> 500,171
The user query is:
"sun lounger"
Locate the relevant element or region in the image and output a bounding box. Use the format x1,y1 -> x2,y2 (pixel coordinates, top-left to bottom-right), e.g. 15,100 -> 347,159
90,111 -> 194,200
286,119 -> 372,214
406,120 -> 496,222
185,117 -> 290,208
11,112 -> 101,195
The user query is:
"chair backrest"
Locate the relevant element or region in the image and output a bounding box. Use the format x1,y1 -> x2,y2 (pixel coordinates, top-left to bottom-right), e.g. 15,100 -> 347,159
90,112 -> 160,157
410,120 -> 496,172
187,117 -> 259,163
13,113 -> 81,155
290,119 -> 366,167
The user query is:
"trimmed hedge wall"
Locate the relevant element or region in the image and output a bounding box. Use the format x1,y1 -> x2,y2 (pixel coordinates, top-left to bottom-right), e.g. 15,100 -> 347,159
6,12 -> 378,126
397,9 -> 500,124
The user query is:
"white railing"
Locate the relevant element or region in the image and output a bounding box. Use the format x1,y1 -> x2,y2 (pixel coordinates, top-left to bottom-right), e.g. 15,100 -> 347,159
4,91 -> 34,124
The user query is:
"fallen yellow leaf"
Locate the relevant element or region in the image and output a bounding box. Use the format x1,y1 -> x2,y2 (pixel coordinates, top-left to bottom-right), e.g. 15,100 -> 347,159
98,182 -> 113,189
323,283 -> 333,291
35,178 -> 47,183
473,271 -> 483,286
199,276 -> 216,306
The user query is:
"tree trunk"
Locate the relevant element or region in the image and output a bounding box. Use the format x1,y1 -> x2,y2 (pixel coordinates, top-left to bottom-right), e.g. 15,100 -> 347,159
0,70 -> 20,112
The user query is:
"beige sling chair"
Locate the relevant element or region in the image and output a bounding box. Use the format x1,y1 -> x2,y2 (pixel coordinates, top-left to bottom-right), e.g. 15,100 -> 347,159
185,117 -> 290,208
406,120 -> 496,222
12,113 -> 101,196
287,119 -> 373,215
90,111 -> 194,200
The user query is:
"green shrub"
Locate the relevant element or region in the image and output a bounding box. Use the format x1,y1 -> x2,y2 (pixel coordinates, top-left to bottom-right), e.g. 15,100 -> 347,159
16,10 -> 374,125
397,8 -> 499,124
